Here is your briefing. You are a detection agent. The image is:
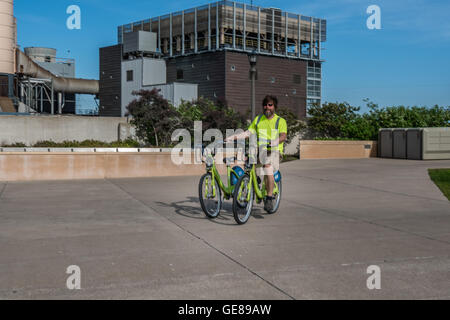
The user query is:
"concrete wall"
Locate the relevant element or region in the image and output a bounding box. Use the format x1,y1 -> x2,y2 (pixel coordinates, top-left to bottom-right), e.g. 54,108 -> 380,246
300,140 -> 378,159
0,115 -> 133,145
0,151 -> 237,182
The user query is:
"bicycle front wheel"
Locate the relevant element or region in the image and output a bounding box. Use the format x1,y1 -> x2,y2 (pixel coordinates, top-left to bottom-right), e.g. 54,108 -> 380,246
199,173 -> 222,219
232,174 -> 254,225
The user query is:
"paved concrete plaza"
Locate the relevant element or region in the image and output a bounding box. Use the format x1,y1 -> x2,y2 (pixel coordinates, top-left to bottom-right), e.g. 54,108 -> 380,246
0,158 -> 449,299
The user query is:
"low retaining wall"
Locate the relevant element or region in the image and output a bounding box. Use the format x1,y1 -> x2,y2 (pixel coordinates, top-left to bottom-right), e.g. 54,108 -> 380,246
0,115 -> 135,145
299,140 -> 378,160
0,150 -> 239,182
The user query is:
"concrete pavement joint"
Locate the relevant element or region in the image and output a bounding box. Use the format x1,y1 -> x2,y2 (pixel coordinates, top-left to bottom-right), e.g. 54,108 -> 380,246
259,254 -> 449,273
105,178 -> 296,300
284,197 -> 450,247
289,172 -> 450,204
0,182 -> 7,199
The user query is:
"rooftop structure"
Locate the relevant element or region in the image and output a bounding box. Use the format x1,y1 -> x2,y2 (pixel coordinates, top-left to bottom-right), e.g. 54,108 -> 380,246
118,0 -> 326,61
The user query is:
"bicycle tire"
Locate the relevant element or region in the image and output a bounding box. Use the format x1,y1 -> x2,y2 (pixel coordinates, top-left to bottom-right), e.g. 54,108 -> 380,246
266,179 -> 282,214
199,173 -> 222,219
232,173 -> 254,225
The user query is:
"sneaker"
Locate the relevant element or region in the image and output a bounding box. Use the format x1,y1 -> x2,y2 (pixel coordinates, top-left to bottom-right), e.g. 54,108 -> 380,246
264,196 -> 274,212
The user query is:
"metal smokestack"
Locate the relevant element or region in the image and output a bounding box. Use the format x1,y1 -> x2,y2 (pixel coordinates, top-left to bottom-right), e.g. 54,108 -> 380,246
0,0 -> 15,74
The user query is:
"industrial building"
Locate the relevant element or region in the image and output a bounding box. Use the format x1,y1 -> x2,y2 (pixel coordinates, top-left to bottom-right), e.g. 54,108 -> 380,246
0,0 -> 99,115
19,47 -> 77,114
99,0 -> 326,118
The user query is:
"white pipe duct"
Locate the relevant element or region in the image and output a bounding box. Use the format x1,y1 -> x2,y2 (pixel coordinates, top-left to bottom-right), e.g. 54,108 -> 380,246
17,49 -> 99,95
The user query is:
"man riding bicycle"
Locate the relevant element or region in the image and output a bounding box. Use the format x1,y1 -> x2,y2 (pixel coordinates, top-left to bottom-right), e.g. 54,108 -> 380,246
225,95 -> 287,212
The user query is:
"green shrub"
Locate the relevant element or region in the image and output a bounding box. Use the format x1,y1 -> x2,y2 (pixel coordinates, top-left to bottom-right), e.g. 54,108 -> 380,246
307,102 -> 360,138
1,142 -> 27,148
178,97 -> 247,137
2,139 -> 141,148
276,107 -> 307,144
308,101 -> 450,141
126,89 -> 183,147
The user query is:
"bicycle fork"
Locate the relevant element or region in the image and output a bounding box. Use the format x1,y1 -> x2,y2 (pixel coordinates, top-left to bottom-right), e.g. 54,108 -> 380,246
205,175 -> 217,198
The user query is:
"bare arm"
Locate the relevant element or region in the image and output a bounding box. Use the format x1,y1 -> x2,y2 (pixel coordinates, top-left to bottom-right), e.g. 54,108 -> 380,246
225,130 -> 252,142
270,133 -> 287,147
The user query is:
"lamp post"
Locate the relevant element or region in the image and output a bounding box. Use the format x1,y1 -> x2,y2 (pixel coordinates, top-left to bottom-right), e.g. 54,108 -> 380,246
248,50 -> 258,121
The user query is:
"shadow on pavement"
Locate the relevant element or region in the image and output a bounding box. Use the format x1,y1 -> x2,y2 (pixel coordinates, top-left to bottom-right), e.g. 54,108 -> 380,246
155,196 -> 266,226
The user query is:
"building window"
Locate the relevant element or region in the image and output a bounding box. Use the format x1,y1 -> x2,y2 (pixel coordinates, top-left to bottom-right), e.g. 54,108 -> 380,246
270,77 -> 276,84
293,74 -> 301,84
126,70 -> 133,82
177,69 -> 184,80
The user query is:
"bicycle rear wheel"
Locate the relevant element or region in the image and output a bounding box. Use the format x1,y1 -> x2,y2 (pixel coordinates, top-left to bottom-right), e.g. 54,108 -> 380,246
232,174 -> 254,225
199,173 -> 222,218
266,179 -> 282,214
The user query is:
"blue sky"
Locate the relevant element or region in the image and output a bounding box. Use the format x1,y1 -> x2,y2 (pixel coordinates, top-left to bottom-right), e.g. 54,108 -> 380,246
14,0 -> 450,112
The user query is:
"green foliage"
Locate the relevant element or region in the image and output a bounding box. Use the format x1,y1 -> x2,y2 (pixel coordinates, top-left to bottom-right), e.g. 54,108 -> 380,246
1,139 -> 141,148
127,89 -> 307,147
127,91 -> 247,146
308,100 -> 450,141
126,89 -> 184,147
178,97 -> 247,136
2,142 -> 27,148
307,102 -> 360,138
276,107 -> 307,144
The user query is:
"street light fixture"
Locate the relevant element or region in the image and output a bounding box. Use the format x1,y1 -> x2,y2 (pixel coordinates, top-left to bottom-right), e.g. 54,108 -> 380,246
248,50 -> 258,121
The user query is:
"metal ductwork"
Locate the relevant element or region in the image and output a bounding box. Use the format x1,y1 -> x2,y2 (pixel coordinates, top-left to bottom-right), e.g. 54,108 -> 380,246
0,0 -> 15,74
16,49 -> 99,95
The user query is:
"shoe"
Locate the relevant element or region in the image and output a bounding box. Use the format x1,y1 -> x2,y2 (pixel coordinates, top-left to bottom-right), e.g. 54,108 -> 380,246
264,196 -> 274,212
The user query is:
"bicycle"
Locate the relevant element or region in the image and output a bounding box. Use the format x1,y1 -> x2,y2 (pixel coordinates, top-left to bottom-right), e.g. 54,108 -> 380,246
232,145 -> 282,225
198,141 -> 245,219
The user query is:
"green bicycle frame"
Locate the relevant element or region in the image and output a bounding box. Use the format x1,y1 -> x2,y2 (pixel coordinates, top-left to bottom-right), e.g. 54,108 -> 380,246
239,156 -> 280,202
205,155 -> 240,199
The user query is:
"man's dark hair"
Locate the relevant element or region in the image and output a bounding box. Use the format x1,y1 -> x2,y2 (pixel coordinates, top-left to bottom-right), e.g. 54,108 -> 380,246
262,95 -> 278,109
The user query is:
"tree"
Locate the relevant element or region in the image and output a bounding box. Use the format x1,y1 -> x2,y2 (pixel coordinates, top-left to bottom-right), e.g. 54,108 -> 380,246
276,107 -> 307,144
126,89 -> 183,147
308,100 -> 450,141
178,97 -> 247,136
307,102 -> 360,138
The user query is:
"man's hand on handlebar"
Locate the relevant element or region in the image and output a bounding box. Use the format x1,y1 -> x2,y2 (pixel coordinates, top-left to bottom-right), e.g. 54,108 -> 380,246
224,136 -> 236,143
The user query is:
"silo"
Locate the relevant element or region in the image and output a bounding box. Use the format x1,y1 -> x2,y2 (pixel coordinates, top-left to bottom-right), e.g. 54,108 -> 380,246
0,0 -> 15,74
24,47 -> 57,63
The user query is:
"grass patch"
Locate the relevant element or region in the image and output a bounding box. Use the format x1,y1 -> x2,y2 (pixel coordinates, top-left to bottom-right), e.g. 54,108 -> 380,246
428,169 -> 450,201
